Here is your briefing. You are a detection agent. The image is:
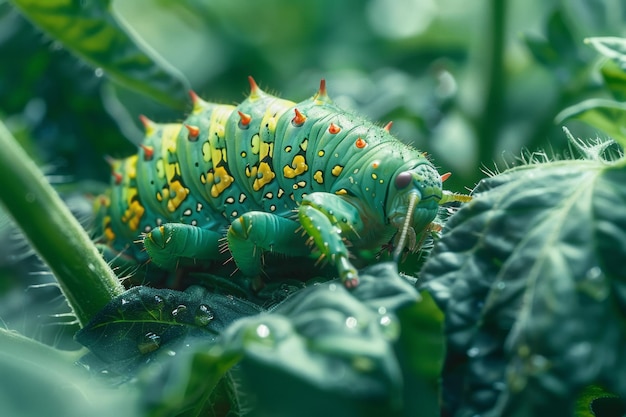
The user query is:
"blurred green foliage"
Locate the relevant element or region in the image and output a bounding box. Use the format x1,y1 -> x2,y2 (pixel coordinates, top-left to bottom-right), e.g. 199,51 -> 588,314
2,0 -> 626,416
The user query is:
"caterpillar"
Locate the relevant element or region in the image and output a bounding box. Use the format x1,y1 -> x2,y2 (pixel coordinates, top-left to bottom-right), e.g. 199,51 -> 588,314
96,77 -> 471,288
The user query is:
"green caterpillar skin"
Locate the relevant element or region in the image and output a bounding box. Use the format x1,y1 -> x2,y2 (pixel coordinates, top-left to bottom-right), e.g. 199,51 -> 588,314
97,77 -> 470,287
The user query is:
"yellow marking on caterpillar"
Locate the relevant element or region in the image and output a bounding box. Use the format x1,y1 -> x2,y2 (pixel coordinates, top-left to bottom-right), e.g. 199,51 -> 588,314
314,170 -> 324,184
331,165 -> 343,177
335,189 -> 348,195
251,134 -> 260,155
283,155 -> 308,178
253,162 -> 275,191
155,159 -> 165,179
209,166 -> 234,197
166,179 -> 190,212
300,138 -> 308,151
202,141 -> 211,163
121,189 -> 145,231
126,156 -> 138,179
103,215 -> 116,241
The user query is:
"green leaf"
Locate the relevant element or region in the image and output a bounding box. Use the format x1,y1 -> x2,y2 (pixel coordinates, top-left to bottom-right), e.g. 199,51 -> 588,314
556,98 -> 626,148
140,263 -> 433,417
9,0 -> 190,109
76,285 -> 263,377
586,36 -> 626,64
421,155 -> 626,416
575,385 -> 624,417
599,59 -> 626,102
0,328 -> 140,417
523,34 -> 560,68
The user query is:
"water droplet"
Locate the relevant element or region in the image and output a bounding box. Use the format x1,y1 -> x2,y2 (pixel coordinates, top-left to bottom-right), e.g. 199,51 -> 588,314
172,304 -> 187,317
579,266 -> 609,301
377,306 -> 387,315
194,304 -> 215,326
345,316 -> 358,329
467,347 -> 480,358
329,283 -> 337,291
94,67 -> 104,77
87,263 -> 96,272
138,332 -> 161,354
152,295 -> 164,310
256,324 -> 270,338
165,350 -> 176,356
378,313 -> 400,340
495,282 -> 506,291
120,298 -> 130,305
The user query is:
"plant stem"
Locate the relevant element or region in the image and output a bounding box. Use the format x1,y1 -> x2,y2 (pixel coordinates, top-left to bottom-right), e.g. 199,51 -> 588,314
0,121 -> 124,327
478,0 -> 507,163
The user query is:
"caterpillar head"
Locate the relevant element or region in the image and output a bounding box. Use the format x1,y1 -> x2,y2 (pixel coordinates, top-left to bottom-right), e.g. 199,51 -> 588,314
386,162 -> 443,260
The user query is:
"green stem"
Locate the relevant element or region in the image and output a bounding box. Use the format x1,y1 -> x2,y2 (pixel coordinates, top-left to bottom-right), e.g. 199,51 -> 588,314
478,0 -> 507,163
0,120 -> 124,327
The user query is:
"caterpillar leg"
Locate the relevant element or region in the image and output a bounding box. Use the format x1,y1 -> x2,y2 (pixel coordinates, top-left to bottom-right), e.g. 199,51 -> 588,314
144,223 -> 222,269
226,212 -> 310,277
298,193 -> 365,288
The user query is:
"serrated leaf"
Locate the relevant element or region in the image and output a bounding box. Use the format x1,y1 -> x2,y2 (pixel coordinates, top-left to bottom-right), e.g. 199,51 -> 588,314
556,98 -> 626,148
9,0 -> 189,109
76,285 -> 263,377
421,158 -> 626,417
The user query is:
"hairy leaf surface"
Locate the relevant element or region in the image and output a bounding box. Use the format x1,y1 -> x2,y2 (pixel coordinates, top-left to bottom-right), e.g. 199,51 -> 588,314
422,158 -> 626,416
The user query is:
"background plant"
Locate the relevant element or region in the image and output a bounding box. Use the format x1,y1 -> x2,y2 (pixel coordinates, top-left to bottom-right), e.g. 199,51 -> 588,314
1,0 -> 625,416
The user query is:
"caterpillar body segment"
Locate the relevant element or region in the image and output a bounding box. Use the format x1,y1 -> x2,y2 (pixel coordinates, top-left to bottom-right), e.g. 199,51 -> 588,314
97,78 -> 471,287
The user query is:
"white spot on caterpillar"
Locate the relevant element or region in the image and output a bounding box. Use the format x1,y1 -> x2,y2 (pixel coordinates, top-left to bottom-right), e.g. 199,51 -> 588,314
226,197 -> 235,204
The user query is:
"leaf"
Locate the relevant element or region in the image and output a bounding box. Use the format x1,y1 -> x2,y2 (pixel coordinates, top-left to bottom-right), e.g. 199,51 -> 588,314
76,285 -> 263,377
0,328 -> 140,417
586,36 -> 626,64
574,385 -> 624,417
556,98 -> 626,148
421,156 -> 626,416
140,263 -> 435,417
9,0 -> 190,109
599,59 -> 626,102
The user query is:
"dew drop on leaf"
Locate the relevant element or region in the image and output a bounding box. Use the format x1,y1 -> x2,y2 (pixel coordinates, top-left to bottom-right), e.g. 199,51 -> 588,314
378,312 -> 400,341
345,316 -> 358,329
256,324 -> 271,338
152,295 -> 165,310
138,332 -> 161,354
171,304 -> 187,317
579,266 -> 609,301
194,304 -> 215,326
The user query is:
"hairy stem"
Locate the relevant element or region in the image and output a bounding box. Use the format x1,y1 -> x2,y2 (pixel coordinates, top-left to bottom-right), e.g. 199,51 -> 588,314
0,121 -> 124,327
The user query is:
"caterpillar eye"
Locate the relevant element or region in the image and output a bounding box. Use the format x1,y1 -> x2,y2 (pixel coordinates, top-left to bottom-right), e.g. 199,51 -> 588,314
395,171 -> 412,189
